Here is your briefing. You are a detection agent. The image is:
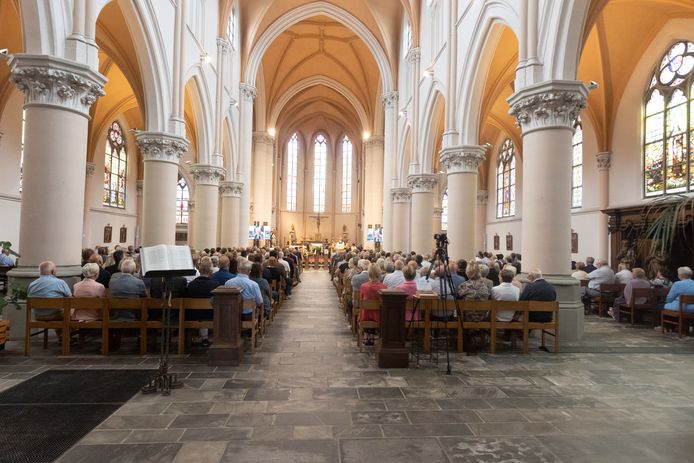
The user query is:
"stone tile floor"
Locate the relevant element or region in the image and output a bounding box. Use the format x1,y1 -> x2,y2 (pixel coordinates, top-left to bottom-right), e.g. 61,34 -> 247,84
3,271 -> 694,462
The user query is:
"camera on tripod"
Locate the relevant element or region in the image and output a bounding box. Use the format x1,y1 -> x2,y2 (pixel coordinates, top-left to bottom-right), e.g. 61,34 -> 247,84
434,233 -> 448,248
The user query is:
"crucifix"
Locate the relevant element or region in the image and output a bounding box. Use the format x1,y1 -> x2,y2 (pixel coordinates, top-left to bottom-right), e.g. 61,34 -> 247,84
308,214 -> 329,241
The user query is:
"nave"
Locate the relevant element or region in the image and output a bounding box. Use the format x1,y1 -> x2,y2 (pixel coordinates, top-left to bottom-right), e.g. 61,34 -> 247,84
4,271 -> 694,462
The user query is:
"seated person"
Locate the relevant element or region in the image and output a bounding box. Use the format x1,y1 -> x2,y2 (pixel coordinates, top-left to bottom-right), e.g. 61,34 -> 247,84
608,267 -> 651,319
492,268 -> 520,322
250,262 -> 272,318
520,269 -> 556,322
586,258 -> 615,298
104,249 -> 125,275
211,255 -> 237,285
225,259 -> 263,320
27,261 -> 72,324
396,265 -> 420,321
614,263 -> 633,285
108,258 -> 146,320
73,263 -> 106,321
663,266 -> 694,312
458,261 -> 491,322
0,248 -> 15,267
571,261 -> 589,281
360,263 -> 387,323
89,254 -> 111,288
186,256 -> 219,346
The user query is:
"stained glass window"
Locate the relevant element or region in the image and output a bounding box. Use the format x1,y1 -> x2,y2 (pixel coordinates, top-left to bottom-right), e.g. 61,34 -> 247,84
103,121 -> 127,208
496,139 -> 516,218
313,134 -> 327,213
643,41 -> 694,197
441,190 -> 448,231
572,118 -> 583,208
176,174 -> 189,224
341,136 -> 352,212
287,133 -> 298,211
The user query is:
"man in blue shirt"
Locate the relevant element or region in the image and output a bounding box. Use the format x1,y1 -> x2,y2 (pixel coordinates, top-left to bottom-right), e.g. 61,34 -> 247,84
212,255 -> 237,285
27,261 -> 72,319
225,259 -> 262,320
664,266 -> 694,312
0,249 -> 15,267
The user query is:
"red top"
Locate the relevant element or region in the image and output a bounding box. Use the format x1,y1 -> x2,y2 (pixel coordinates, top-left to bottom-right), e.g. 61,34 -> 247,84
360,281 -> 386,322
397,280 -> 417,299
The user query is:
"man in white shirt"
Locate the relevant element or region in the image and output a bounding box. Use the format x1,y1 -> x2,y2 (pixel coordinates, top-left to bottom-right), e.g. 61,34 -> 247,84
491,268 -> 520,321
614,263 -> 633,285
277,251 -> 291,275
586,258 -> 615,297
383,259 -> 405,288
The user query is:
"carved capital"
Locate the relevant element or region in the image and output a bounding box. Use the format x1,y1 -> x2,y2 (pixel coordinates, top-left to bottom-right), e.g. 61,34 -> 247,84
391,187 -> 412,203
135,131 -> 189,165
508,80 -> 587,134
405,47 -> 421,64
240,82 -> 257,101
253,131 -> 275,145
10,54 -> 106,117
364,136 -> 384,148
433,207 -> 443,217
477,190 -> 489,205
85,162 -> 95,177
190,164 -> 226,186
0,130 -> 4,144
407,174 -> 438,194
216,37 -> 231,55
136,180 -> 144,195
596,151 -> 612,170
381,91 -> 399,109
440,145 -> 487,174
219,181 -> 243,198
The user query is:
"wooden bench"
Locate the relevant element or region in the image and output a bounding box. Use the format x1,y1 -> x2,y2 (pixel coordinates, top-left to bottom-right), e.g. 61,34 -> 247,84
241,299 -> 260,352
68,297 -> 108,355
662,294 -> 694,338
525,300 -> 560,353
591,283 -> 625,317
357,299 -> 380,350
178,298 -> 212,354
25,297 -> 70,356
617,287 -> 668,325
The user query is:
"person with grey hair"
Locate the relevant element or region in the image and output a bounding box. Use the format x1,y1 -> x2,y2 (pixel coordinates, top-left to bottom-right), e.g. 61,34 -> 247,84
383,259 -> 405,288
614,262 -> 633,285
586,258 -> 615,298
108,257 -> 146,322
0,248 -> 15,267
225,258 -> 263,320
663,266 -> 694,312
520,268 -> 556,322
27,261 -> 72,320
73,263 -> 106,321
210,255 -> 220,273
351,259 -> 371,308
479,264 -> 494,293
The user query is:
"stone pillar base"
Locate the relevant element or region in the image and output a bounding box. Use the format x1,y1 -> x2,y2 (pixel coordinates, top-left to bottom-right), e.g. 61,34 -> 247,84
544,274 -> 584,341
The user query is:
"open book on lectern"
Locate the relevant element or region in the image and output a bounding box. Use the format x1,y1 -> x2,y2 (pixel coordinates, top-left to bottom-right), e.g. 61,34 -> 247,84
140,244 -> 196,277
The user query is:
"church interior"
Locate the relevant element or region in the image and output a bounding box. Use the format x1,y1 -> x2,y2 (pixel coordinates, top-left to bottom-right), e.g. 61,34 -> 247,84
2,1 -> 694,462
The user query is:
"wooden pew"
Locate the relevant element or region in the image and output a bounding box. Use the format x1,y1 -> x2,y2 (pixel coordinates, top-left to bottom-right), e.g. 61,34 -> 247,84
68,297 -> 108,355
106,298 -> 148,355
525,301 -> 560,353
25,297 -> 70,356
662,294 -> 694,338
241,299 -> 260,352
617,287 -> 668,325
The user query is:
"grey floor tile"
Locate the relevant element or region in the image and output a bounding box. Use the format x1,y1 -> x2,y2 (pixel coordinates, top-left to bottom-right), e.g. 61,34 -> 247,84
439,436 -> 560,462
340,437 -> 448,463
222,439 -> 338,463
58,443 -> 182,463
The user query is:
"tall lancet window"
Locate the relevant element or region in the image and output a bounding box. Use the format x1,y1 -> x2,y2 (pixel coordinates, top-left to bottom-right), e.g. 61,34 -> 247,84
103,121 -> 127,208
341,136 -> 352,212
572,118 -> 583,208
313,134 -> 327,213
496,139 -> 516,218
644,41 -> 694,196
226,8 -> 235,46
441,190 -> 448,231
176,174 -> 189,224
286,133 -> 298,211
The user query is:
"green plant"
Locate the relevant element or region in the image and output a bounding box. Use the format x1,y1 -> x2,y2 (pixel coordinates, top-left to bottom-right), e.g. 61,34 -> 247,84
0,241 -> 20,258
638,195 -> 694,258
0,283 -> 27,316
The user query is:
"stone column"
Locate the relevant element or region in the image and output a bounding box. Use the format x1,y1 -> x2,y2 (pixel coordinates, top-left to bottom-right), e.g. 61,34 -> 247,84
136,132 -> 190,246
136,180 -> 143,247
382,92 -> 398,251
213,38 -> 230,167
238,83 -> 256,246
476,190 -> 489,252
219,181 -> 243,247
190,164 -> 225,250
433,207 -> 443,237
252,132 -> 274,228
9,55 -> 105,278
408,174 -> 438,255
391,188 -> 411,252
508,80 -> 588,341
439,146 -> 486,260
596,151 -> 611,261
83,162 -> 96,247
364,137 -> 384,248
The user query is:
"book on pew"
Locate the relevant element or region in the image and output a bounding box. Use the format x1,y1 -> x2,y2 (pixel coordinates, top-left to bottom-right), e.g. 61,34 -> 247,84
140,244 -> 196,278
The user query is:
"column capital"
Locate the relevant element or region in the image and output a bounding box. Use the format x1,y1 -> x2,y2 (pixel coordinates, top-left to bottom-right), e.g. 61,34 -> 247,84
136,180 -> 144,195
252,131 -> 275,145
477,190 -> 489,205
405,47 -> 421,64
508,80 -> 588,134
220,181 -> 243,198
85,162 -> 95,177
391,187 -> 412,203
135,131 -> 190,165
240,82 -> 257,101
190,164 -> 226,186
217,37 -> 231,55
381,91 -> 399,109
364,136 -> 384,148
439,145 -> 488,174
407,173 -> 438,193
10,54 -> 106,117
596,151 -> 612,170
188,199 -> 196,213
433,207 -> 443,217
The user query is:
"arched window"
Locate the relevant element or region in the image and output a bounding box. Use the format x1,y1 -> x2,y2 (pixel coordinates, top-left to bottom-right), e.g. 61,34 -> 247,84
441,190 -> 448,231
103,121 -> 127,208
496,139 -> 516,218
286,133 -> 298,211
313,134 -> 327,213
572,118 -> 583,208
644,41 -> 694,196
404,20 -> 412,56
176,174 -> 189,224
341,136 -> 352,212
226,8 -> 235,46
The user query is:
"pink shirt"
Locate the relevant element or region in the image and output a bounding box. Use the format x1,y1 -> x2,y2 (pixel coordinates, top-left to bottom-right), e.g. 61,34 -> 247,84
397,280 -> 418,299
73,278 -> 105,321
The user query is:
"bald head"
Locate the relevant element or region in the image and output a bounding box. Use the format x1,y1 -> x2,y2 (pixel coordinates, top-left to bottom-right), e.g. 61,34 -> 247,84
39,261 -> 56,276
